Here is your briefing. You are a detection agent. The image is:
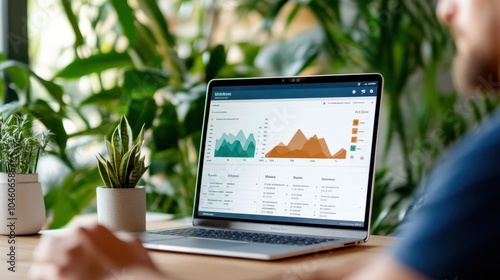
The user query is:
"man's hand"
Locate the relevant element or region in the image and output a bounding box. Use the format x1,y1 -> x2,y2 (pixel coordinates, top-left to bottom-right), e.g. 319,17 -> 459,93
28,223 -> 165,280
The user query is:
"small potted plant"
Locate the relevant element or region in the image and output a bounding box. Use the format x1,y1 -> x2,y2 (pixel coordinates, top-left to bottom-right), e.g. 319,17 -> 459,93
0,114 -> 50,235
96,116 -> 149,232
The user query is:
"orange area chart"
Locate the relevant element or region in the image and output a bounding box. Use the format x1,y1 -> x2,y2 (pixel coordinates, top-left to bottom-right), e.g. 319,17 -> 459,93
265,129 -> 347,159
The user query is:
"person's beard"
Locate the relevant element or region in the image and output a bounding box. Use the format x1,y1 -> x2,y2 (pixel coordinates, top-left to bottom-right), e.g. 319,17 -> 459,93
452,45 -> 500,96
451,7 -> 500,96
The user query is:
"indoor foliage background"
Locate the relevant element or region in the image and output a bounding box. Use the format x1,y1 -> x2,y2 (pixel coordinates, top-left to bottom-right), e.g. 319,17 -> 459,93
1,0 -> 498,235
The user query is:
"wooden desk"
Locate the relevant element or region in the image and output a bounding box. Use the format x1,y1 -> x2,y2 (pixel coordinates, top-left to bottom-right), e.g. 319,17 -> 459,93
0,219 -> 395,280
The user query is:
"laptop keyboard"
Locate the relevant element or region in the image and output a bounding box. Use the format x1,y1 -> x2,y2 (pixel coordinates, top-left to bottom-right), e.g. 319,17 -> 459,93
154,228 -> 338,246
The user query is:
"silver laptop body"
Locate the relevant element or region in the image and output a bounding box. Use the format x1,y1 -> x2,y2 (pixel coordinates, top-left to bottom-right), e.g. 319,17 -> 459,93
140,73 -> 384,260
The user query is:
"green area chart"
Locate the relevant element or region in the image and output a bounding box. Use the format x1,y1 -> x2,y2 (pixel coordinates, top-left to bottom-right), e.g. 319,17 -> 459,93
214,130 -> 256,158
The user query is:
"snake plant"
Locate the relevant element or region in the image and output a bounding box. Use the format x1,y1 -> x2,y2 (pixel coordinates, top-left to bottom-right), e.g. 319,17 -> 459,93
96,116 -> 148,188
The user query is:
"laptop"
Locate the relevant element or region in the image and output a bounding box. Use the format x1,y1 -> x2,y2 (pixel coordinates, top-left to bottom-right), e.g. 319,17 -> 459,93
140,73 -> 384,260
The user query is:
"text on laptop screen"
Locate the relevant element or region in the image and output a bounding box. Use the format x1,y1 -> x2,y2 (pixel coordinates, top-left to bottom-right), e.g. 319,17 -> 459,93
196,77 -> 381,228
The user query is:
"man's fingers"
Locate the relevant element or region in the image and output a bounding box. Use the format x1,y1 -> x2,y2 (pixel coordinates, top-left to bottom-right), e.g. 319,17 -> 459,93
33,227 -> 86,263
28,262 -> 61,280
32,234 -> 64,263
83,223 -> 116,238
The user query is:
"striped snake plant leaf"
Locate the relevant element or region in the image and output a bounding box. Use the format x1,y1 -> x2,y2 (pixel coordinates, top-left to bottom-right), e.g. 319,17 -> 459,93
129,156 -> 148,188
119,142 -> 139,187
135,124 -> 145,147
96,155 -> 113,188
105,159 -> 121,188
119,116 -> 133,154
105,140 -> 118,171
111,125 -> 123,162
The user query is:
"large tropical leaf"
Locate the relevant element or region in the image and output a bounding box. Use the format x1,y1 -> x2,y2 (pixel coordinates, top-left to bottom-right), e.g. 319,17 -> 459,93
0,60 -> 64,104
110,0 -> 136,45
48,167 -> 102,229
54,52 -> 133,79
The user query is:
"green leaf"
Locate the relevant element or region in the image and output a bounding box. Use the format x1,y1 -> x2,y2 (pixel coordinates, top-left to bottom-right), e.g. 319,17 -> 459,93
132,20 -> 166,66
111,122 -> 121,151
105,159 -> 121,188
29,99 -> 68,153
105,140 -> 116,171
138,0 -> 176,47
0,60 -> 64,104
135,124 -> 145,147
110,0 -> 136,45
0,101 -> 22,116
126,97 -> 157,136
129,157 -> 148,188
80,87 -> 123,106
184,95 -> 205,136
119,116 -> 133,152
118,143 -> 138,186
67,122 -> 116,138
35,77 -> 64,105
284,4 -> 301,31
0,73 -> 4,100
237,42 -> 261,66
61,0 -> 85,47
4,65 -> 29,91
122,69 -> 169,99
43,186 -> 60,214
153,102 -> 180,151
205,45 -> 226,81
96,155 -> 112,188
54,51 -> 133,79
48,167 -> 102,229
255,28 -> 322,76
261,0 -> 288,31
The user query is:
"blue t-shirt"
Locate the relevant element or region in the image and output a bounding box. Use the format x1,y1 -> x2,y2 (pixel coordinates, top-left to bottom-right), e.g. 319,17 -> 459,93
392,108 -> 500,279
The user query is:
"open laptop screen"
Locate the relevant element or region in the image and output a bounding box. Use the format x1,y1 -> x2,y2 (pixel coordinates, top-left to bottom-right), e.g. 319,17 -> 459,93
193,74 -> 383,230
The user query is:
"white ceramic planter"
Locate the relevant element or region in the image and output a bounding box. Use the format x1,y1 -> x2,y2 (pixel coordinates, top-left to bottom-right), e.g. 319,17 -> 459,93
96,186 -> 146,232
0,173 -> 46,235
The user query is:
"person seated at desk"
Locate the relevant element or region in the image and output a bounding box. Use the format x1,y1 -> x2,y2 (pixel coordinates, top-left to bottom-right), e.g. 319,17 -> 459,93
29,0 -> 500,279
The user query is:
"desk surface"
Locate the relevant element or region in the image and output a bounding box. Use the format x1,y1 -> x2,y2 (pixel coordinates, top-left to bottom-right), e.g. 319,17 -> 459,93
0,218 -> 395,280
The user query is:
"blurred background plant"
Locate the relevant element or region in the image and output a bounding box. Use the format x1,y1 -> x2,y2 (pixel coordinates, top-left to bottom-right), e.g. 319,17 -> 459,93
1,0 -> 498,234
0,114 -> 51,174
